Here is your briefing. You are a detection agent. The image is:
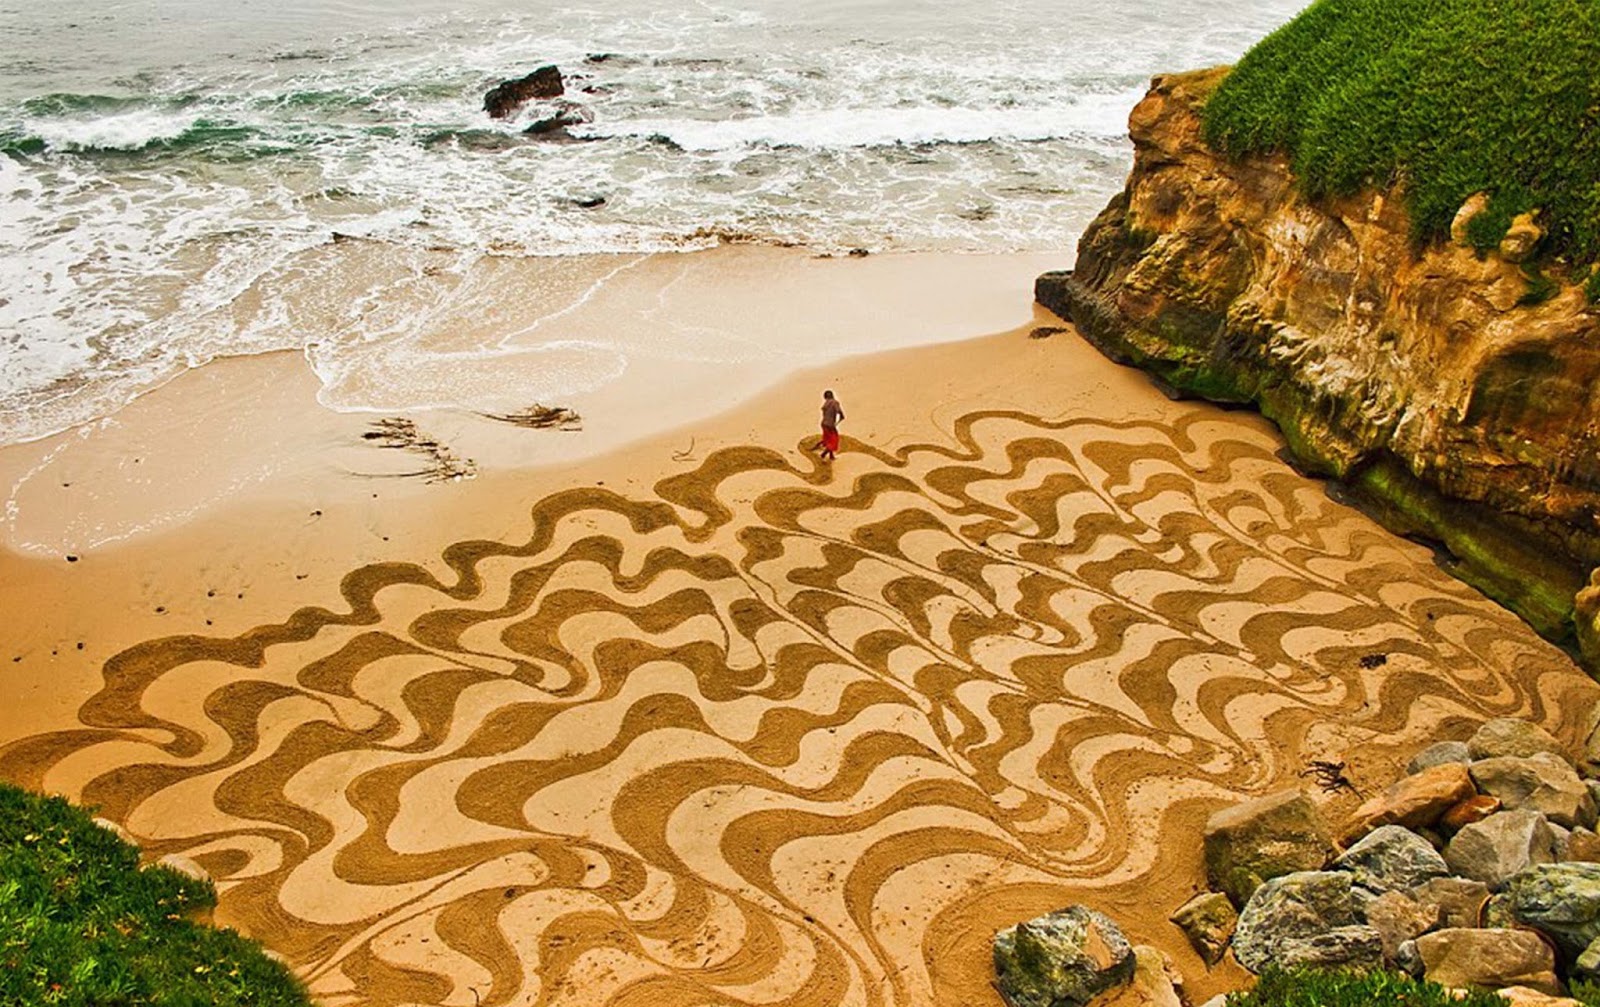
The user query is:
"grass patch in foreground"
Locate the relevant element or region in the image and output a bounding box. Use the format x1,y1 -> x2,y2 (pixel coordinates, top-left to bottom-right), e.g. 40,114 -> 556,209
0,783 -> 309,1007
1225,968 -> 1512,1007
1202,0 -> 1600,271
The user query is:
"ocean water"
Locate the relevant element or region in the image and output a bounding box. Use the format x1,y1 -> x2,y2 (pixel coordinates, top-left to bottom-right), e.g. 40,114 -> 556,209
0,0 -> 1308,445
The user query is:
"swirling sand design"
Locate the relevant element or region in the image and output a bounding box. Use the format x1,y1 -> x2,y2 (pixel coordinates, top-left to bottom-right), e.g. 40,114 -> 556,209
2,410 -> 1591,1006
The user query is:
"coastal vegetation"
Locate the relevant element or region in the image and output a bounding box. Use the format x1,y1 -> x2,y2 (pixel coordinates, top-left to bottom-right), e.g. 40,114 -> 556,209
0,784 -> 309,1007
1201,0 -> 1600,286
1223,968 -> 1510,1007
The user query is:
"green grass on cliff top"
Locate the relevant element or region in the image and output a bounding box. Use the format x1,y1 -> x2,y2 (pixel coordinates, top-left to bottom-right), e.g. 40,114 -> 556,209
0,783 -> 310,1007
1202,0 -> 1600,270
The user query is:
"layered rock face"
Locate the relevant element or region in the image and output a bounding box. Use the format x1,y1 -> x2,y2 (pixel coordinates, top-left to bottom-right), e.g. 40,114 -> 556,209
1037,67 -> 1600,661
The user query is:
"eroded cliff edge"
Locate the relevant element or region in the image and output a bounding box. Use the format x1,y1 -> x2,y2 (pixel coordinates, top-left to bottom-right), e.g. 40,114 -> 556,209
1038,68 -> 1600,665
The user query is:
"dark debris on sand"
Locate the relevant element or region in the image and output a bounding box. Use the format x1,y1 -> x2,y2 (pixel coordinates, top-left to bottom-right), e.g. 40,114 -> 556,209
482,404 -> 583,431
362,418 -> 477,483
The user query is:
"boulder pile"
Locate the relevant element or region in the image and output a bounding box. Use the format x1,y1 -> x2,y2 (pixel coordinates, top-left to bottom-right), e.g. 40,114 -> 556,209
1171,718 -> 1600,1003
993,717 -> 1600,1006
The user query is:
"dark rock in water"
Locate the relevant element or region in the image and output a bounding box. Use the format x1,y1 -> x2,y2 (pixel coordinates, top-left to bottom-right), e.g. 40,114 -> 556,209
525,113 -> 583,136
572,195 -> 607,209
1333,824 -> 1450,894
1232,870 -> 1360,974
1500,861 -> 1600,958
993,905 -> 1135,1007
1203,789 -> 1337,908
848,247 -> 870,257
484,65 -> 565,120
422,128 -> 522,153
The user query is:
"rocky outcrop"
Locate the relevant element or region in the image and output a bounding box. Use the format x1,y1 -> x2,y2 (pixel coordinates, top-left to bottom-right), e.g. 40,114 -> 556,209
1037,68 -> 1600,658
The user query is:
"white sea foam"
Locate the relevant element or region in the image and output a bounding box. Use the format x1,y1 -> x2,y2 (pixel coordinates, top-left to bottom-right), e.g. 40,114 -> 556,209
0,0 -> 1313,447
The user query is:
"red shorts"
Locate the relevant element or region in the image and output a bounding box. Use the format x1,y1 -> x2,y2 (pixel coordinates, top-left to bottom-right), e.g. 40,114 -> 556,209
821,426 -> 840,452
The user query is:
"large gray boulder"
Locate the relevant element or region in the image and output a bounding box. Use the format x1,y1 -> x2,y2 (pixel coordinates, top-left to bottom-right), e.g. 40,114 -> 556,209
1203,789 -> 1336,908
1169,892 -> 1236,966
1409,876 -> 1490,929
1500,862 -> 1600,958
1444,810 -> 1558,890
993,906 -> 1135,1007
1413,928 -> 1560,994
1232,871 -> 1359,974
1333,825 -> 1450,893
1469,718 -> 1568,762
1409,741 -> 1472,774
1275,926 -> 1385,972
1471,755 -> 1598,829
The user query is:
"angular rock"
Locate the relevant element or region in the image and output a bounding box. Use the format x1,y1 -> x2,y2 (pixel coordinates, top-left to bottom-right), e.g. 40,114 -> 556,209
1203,789 -> 1336,907
1471,755 -> 1598,828
1086,945 -> 1181,1007
155,853 -> 212,885
1500,861 -> 1600,958
1232,871 -> 1359,974
1576,935 -> 1600,982
1415,928 -> 1559,994
1275,926 -> 1384,972
1444,810 -> 1558,890
1469,719 -> 1568,763
91,816 -> 137,847
1500,212 -> 1545,264
994,906 -> 1135,1007
1567,826 -> 1600,863
1168,892 -> 1236,966
1342,763 -> 1476,842
1333,824 -> 1450,893
484,65 -> 565,120
1442,795 -> 1503,833
1496,987 -> 1585,1007
1553,823 -> 1574,861
1362,891 -> 1440,964
1410,876 -> 1490,929
1409,741 -> 1472,774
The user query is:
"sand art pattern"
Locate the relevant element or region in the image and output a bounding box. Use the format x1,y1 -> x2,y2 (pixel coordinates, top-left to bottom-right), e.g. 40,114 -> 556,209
2,409 -> 1592,1006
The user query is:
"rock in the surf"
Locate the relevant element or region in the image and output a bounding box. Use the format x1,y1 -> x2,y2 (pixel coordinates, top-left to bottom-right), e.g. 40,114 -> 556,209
484,65 -> 565,119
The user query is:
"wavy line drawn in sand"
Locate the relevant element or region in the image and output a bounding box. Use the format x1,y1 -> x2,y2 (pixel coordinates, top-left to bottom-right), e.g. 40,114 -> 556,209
2,409 -> 1591,1007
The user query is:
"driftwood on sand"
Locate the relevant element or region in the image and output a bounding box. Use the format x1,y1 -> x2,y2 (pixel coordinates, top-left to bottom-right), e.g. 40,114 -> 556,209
481,404 -> 583,431
361,418 -> 477,483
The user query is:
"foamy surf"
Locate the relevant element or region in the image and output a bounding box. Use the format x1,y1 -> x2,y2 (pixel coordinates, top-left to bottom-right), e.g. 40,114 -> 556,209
0,0 -> 1313,447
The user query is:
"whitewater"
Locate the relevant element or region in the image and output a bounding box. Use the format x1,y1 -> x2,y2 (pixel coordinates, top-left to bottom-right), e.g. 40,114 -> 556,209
0,0 -> 1309,445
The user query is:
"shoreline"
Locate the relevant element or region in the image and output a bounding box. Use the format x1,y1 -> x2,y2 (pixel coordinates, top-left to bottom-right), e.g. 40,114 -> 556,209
2,251 -> 1595,1006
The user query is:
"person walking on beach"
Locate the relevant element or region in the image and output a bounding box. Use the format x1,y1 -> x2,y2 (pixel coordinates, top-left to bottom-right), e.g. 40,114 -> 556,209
818,389 -> 845,460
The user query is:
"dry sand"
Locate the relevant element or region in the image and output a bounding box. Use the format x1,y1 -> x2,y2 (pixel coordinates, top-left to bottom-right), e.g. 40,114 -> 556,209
1,249 -> 1596,1007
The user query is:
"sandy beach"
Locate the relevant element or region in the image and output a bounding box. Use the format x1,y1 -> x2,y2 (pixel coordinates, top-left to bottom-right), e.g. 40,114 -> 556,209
2,248 -> 1596,1006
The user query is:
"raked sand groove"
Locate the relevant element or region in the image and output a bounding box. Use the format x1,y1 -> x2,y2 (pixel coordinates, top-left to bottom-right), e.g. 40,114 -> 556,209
2,408 -> 1594,1006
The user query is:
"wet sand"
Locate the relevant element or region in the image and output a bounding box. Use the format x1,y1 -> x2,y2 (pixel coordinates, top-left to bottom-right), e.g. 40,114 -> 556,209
1,249 -> 1594,1007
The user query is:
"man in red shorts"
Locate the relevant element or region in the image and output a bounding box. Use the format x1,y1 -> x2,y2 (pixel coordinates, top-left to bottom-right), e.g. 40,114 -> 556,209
817,389 -> 844,460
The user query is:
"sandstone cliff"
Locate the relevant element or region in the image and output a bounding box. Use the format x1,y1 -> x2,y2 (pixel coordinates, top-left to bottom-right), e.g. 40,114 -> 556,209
1038,68 -> 1600,665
